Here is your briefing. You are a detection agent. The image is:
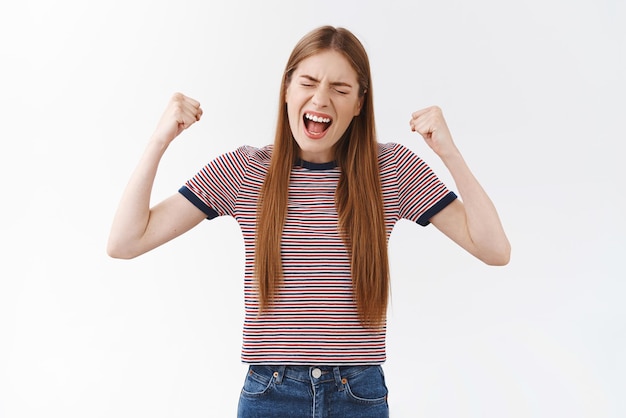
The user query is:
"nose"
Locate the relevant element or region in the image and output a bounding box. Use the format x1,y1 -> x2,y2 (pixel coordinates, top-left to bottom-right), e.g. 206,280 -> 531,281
311,86 -> 329,108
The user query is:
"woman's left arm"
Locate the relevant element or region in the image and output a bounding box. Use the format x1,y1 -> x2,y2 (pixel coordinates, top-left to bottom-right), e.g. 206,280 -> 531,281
410,106 -> 511,266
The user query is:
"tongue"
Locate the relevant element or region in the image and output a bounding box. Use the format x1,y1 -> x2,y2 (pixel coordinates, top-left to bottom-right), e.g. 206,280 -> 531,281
308,121 -> 327,134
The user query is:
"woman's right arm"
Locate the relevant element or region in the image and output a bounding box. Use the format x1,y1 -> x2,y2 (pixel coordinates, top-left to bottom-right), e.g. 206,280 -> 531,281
107,93 -> 207,259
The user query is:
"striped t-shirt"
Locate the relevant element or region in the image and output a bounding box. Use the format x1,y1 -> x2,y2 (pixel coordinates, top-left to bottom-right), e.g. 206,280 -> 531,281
179,142 -> 456,365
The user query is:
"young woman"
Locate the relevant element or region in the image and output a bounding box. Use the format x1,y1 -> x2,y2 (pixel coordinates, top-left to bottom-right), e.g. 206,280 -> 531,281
108,25 -> 510,418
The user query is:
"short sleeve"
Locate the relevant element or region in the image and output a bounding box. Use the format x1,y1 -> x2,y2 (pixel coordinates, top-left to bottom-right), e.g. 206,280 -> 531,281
178,146 -> 255,219
388,143 -> 457,226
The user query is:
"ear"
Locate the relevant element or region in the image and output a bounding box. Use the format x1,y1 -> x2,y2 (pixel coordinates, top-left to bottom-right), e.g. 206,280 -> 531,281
284,72 -> 295,105
354,91 -> 365,116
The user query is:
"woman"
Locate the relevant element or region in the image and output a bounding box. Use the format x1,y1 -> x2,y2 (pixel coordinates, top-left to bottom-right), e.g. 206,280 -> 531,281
108,25 -> 510,418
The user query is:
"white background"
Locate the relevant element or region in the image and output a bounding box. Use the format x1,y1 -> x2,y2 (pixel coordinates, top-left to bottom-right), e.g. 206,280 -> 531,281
1,0 -> 624,417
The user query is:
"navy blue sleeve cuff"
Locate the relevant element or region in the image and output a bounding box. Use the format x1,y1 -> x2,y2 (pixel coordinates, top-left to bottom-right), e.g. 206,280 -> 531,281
178,186 -> 219,220
416,191 -> 458,226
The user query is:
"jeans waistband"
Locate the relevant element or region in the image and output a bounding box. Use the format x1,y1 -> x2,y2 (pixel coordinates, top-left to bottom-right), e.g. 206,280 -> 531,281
271,365 -> 379,386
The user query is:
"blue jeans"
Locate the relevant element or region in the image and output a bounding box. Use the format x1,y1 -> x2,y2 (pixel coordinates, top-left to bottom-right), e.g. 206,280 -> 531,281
237,364 -> 389,418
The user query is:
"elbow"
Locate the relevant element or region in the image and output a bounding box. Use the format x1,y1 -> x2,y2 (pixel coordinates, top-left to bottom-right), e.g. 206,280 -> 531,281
106,238 -> 139,260
481,242 -> 511,266
107,250 -> 136,260
485,254 -> 510,266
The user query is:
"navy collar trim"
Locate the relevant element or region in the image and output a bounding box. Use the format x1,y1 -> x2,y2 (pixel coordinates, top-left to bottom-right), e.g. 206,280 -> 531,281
296,159 -> 338,170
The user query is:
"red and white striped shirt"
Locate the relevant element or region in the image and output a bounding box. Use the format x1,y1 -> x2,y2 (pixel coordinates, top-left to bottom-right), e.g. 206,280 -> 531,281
180,142 -> 456,365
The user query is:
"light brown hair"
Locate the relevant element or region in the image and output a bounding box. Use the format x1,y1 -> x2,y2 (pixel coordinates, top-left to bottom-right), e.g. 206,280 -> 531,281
254,26 -> 389,328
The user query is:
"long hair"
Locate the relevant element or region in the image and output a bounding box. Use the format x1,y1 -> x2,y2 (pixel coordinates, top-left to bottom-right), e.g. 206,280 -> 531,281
254,26 -> 389,328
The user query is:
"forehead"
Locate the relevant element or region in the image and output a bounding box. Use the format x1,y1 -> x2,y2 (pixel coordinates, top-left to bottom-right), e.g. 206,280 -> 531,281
293,50 -> 358,82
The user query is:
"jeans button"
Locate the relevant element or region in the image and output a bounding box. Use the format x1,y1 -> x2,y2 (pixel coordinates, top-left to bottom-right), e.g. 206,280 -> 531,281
312,368 -> 322,379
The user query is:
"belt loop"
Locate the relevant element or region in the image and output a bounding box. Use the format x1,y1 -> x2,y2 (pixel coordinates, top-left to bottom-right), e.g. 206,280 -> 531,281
332,366 -> 345,391
273,365 -> 286,385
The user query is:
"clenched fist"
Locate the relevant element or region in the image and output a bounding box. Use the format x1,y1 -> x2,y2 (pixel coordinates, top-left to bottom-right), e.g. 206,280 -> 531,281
409,106 -> 457,158
151,92 -> 203,146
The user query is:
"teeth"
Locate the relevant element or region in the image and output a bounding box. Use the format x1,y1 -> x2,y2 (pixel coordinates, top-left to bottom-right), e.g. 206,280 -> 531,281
305,113 -> 331,124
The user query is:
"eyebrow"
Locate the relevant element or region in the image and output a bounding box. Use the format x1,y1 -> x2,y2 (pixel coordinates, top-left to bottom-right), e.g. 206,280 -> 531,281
299,74 -> 354,89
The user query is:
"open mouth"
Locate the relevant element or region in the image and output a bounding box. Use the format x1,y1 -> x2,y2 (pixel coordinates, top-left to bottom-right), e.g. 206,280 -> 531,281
303,112 -> 332,137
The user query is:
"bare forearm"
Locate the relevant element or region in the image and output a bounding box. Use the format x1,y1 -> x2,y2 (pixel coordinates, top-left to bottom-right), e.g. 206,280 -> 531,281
107,93 -> 204,258
441,148 -> 511,264
410,106 -> 510,265
107,139 -> 168,258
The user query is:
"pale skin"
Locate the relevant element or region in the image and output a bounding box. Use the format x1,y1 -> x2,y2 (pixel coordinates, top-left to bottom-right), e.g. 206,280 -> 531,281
107,92 -> 510,266
107,93 -> 207,259
285,50 -> 363,163
410,106 -> 510,265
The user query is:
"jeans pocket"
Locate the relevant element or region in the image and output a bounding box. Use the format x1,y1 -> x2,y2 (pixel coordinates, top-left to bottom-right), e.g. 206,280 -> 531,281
343,366 -> 388,404
240,366 -> 275,398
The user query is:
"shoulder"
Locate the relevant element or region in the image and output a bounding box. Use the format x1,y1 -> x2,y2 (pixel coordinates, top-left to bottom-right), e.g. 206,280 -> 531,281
217,144 -> 273,169
230,144 -> 272,160
377,142 -> 416,166
236,144 -> 272,157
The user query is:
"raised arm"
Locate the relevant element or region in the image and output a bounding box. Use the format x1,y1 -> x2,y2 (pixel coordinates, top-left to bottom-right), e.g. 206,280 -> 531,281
107,93 -> 207,259
410,106 -> 511,266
